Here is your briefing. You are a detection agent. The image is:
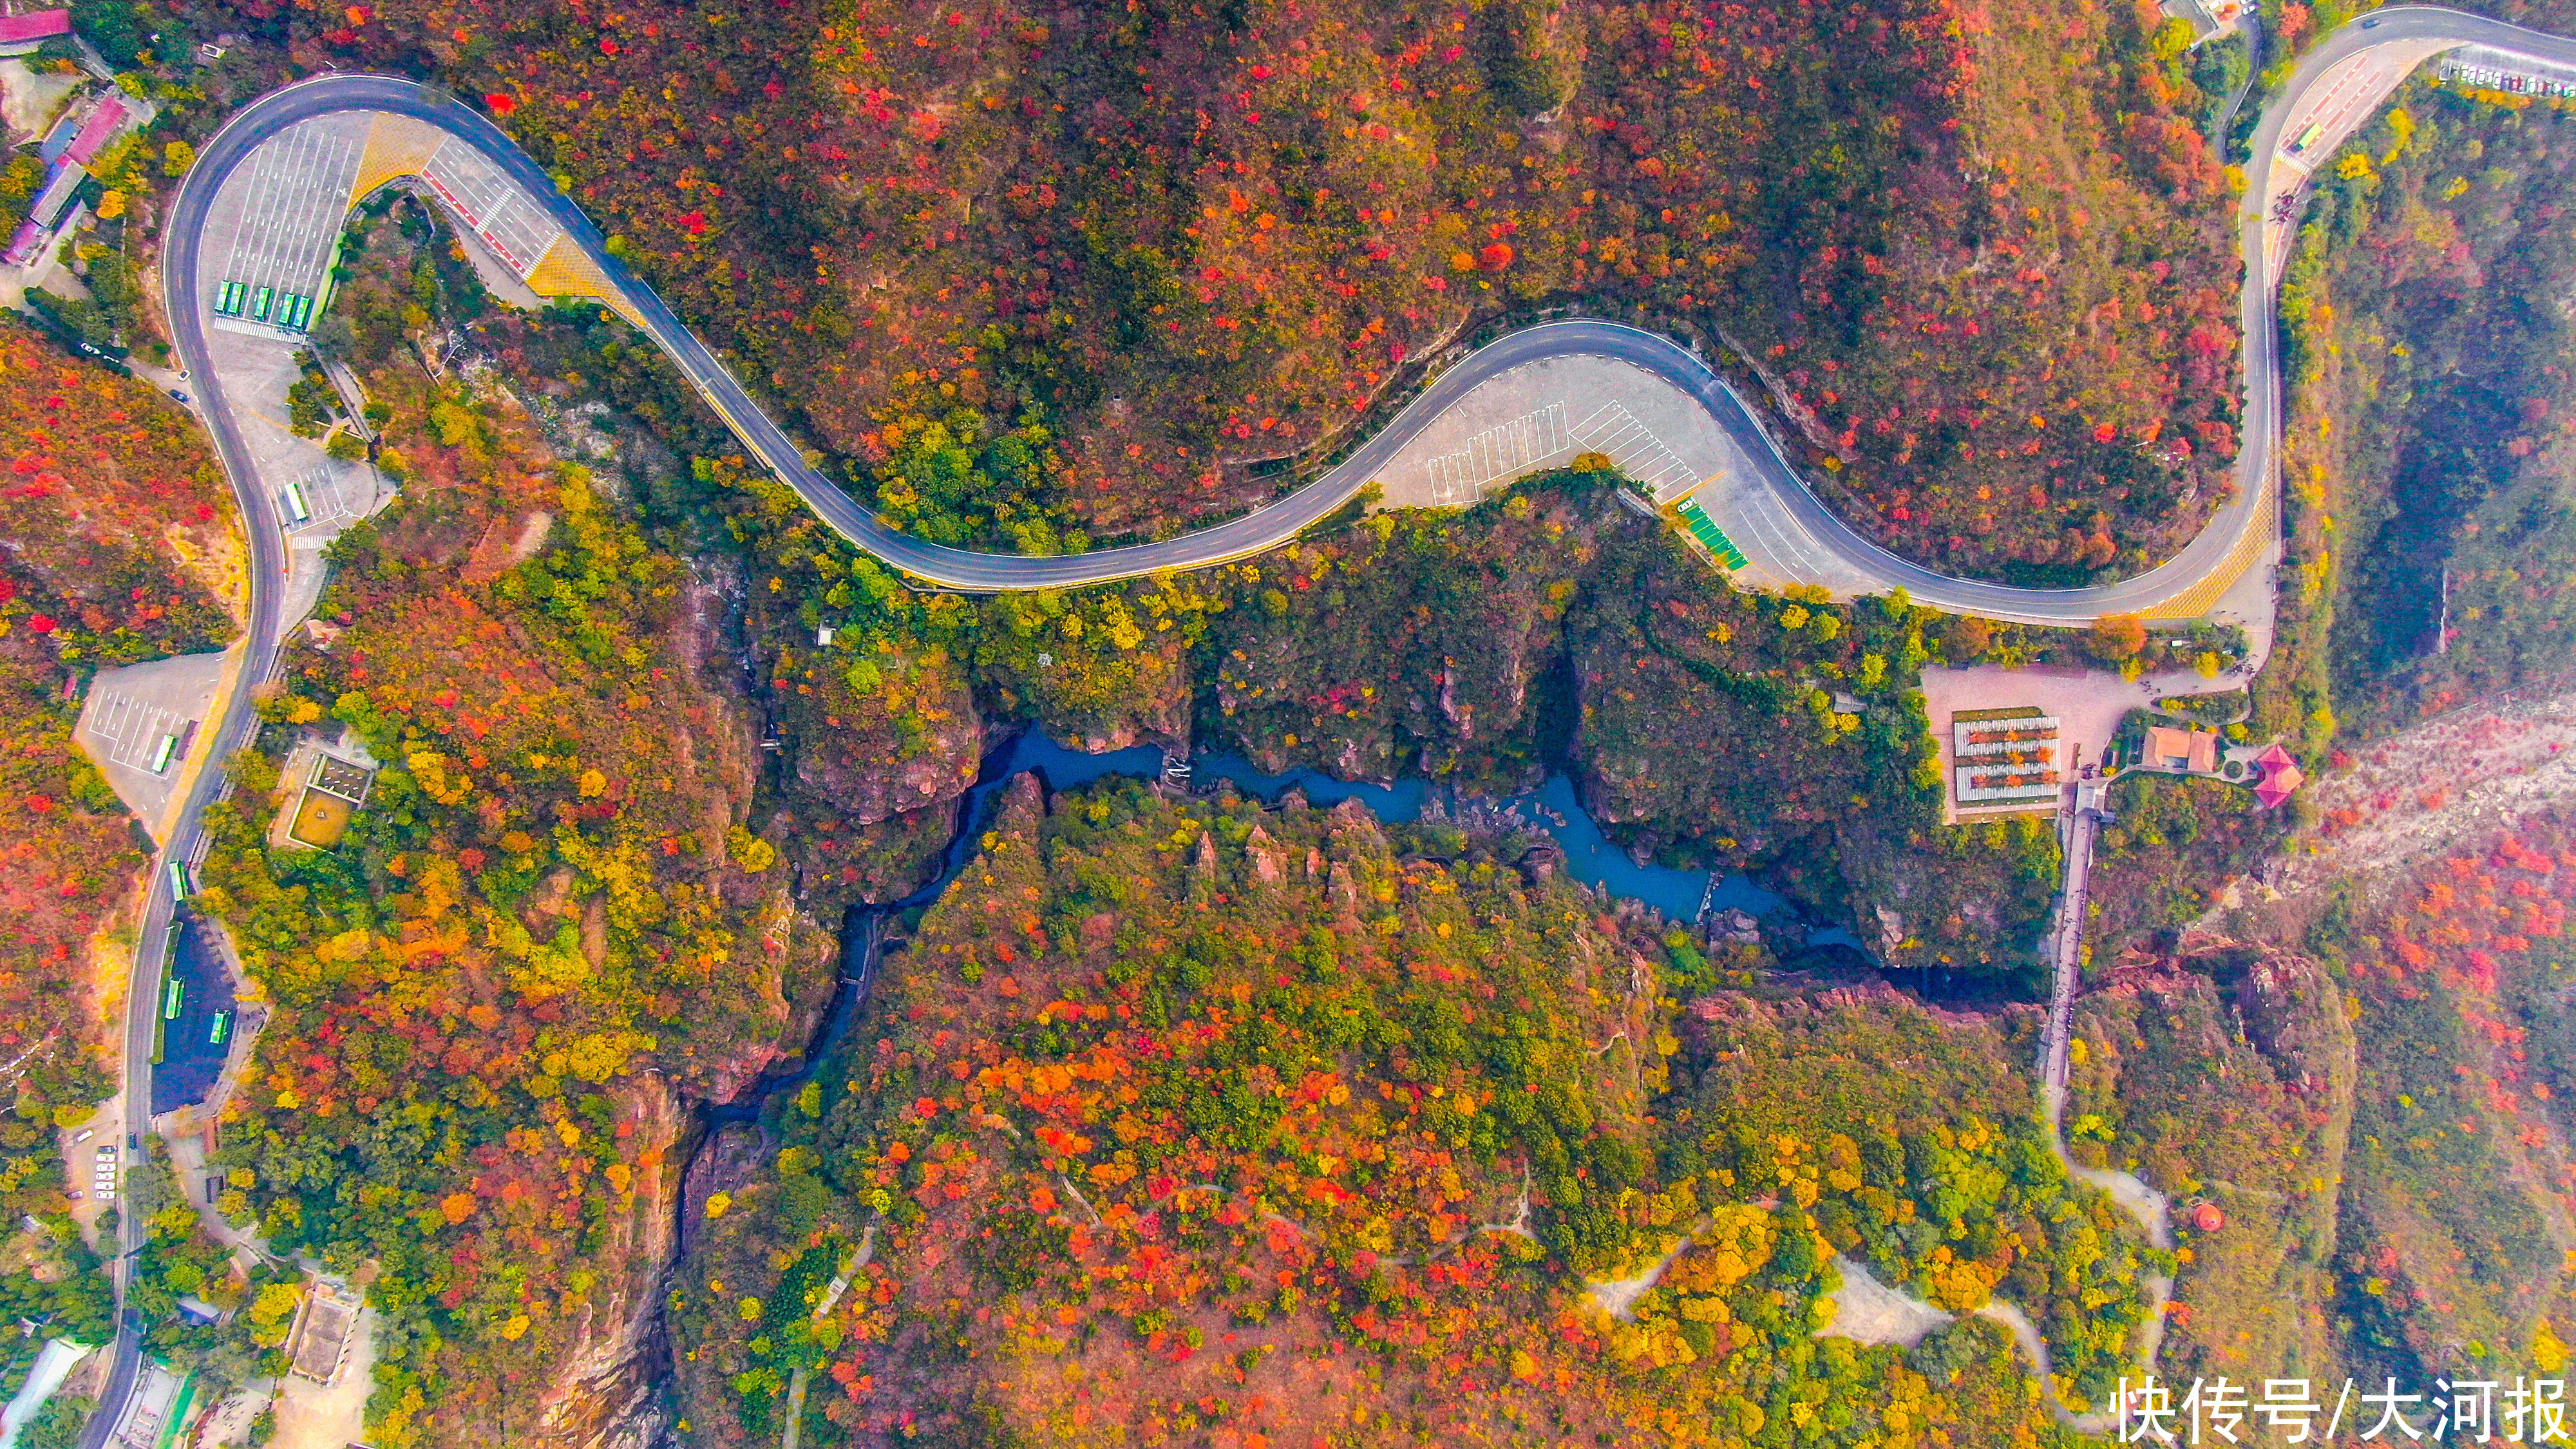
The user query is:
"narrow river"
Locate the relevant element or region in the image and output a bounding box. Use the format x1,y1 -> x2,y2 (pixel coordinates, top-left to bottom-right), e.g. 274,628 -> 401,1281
699,727 -> 1859,1130
670,729 -> 2164,1437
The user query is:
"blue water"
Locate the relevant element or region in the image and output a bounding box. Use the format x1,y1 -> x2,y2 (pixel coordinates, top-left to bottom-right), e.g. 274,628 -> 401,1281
739,729 -> 1846,1125
961,730 -> 1786,928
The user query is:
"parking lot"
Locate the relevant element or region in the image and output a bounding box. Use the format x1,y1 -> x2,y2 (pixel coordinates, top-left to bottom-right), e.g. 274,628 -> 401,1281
1567,399 -> 1698,499
419,134 -> 564,276
80,689 -> 189,773
1373,354 -> 1739,515
151,913 -> 238,1115
283,459 -> 377,537
1423,402 -> 1569,505
73,650 -> 227,831
204,114 -> 365,339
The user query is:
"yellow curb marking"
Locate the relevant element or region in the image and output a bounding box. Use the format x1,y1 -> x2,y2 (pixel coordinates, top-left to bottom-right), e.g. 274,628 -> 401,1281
348,113 -> 445,207
2138,476 -> 2277,621
526,234 -> 647,328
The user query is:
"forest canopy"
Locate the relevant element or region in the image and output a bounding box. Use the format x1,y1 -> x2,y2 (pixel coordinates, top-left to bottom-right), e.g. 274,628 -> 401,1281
249,0 -> 2247,583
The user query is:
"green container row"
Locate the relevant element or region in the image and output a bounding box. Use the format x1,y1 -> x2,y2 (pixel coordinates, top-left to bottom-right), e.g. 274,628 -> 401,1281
213,279 -> 314,330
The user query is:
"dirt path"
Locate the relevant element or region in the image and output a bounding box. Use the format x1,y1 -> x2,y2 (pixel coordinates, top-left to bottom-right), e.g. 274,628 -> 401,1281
1587,1236 -> 1695,1321
1820,1253 -> 2162,1434
1818,1256 -> 1951,1349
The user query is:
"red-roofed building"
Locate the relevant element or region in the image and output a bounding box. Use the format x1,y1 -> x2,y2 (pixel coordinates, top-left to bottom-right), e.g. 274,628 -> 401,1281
0,9 -> 70,50
2253,743 -> 2305,810
63,96 -> 128,168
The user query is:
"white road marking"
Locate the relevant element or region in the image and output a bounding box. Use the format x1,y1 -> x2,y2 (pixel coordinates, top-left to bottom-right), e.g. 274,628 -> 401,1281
419,136 -> 564,278
83,693 -> 180,770
213,118 -> 359,330
1569,402 -> 1696,500
1424,401 -> 1567,504
286,467 -> 355,536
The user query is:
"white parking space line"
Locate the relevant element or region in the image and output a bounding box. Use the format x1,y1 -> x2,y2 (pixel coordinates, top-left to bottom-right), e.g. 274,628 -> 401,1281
84,693 -> 178,770
94,696 -> 142,763
421,136 -> 512,222
84,691 -> 134,744
119,709 -> 175,770
285,468 -> 355,536
1423,402 -> 1567,505
419,137 -> 564,278
1569,402 -> 1695,499
212,118 -> 361,328
479,190 -> 562,274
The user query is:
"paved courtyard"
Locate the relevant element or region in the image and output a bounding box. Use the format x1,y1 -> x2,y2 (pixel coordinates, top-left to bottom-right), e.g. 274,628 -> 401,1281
1917,665 -> 2145,824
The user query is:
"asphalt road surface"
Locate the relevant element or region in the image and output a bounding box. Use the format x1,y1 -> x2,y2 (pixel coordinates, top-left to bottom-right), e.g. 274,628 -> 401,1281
89,8 -> 2570,1441
127,57 -> 2285,615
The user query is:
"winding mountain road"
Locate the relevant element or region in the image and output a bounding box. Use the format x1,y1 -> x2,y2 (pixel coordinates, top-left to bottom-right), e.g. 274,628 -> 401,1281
153,9 -> 2543,618
79,7 -> 2567,1440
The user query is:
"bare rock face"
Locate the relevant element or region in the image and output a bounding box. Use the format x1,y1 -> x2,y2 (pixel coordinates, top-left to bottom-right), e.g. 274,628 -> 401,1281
1516,840 -> 1567,887
527,1074 -> 688,1449
1405,629 -> 1543,773
1712,907 -> 1763,949
1327,859 -> 1362,920
1245,824 -> 1285,885
1328,796 -> 1387,853
996,768 -> 1046,837
681,1121 -> 772,1257
1874,906 -> 1904,954
688,889 -> 834,1108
